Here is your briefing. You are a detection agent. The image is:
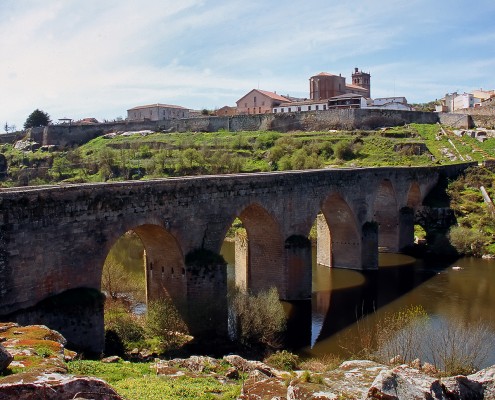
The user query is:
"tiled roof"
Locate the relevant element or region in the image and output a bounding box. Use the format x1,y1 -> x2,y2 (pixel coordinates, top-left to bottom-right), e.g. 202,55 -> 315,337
256,89 -> 291,102
330,93 -> 365,99
128,103 -> 187,111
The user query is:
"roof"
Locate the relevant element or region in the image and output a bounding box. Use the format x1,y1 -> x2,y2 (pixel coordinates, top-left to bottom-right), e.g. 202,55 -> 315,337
312,72 -> 339,77
237,89 -> 290,104
128,103 -> 187,111
329,93 -> 366,100
276,99 -> 327,107
345,84 -> 368,91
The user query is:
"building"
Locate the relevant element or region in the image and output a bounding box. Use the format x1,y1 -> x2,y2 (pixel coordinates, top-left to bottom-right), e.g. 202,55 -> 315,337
236,89 -> 290,114
127,103 -> 189,121
215,106 -> 237,116
273,99 -> 328,113
327,93 -> 368,109
309,67 -> 371,101
369,97 -> 413,111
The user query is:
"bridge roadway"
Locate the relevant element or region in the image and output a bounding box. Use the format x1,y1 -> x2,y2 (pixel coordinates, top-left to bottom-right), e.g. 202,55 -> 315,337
0,163 -> 473,353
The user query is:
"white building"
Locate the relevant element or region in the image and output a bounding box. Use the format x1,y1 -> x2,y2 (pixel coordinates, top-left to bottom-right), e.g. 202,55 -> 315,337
273,100 -> 328,113
368,97 -> 413,111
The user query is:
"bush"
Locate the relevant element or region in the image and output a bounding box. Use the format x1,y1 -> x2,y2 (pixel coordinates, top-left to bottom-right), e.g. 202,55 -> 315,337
448,226 -> 485,256
144,299 -> 189,353
264,350 -> 299,371
231,287 -> 287,348
334,141 -> 355,160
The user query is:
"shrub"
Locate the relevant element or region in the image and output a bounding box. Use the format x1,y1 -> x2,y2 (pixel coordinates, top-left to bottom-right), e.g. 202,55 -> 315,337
448,226 -> 485,256
144,299 -> 189,353
424,318 -> 493,376
231,287 -> 287,348
334,141 -> 355,160
264,350 -> 299,371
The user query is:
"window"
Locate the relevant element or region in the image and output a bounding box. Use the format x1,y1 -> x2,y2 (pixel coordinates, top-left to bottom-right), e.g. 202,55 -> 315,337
288,108 -> 291,112
316,105 -> 319,110
308,106 -> 311,111
281,108 -> 284,112
274,109 -> 277,113
323,105 -> 327,110
298,107 -> 301,111
259,107 -> 261,113
254,96 -> 257,104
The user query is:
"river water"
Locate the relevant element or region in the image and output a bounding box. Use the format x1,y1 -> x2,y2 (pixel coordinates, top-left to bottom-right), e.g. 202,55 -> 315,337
109,235 -> 495,367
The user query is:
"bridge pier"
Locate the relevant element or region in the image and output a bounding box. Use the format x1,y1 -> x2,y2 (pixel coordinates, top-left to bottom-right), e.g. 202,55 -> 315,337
234,232 -> 311,300
398,207 -> 415,250
184,249 -> 228,339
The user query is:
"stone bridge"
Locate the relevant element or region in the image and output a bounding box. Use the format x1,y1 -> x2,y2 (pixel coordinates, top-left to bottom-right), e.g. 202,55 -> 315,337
0,163 -> 473,353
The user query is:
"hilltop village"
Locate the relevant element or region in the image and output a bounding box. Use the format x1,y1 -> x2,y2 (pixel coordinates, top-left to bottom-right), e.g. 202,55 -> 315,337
123,67 -> 495,124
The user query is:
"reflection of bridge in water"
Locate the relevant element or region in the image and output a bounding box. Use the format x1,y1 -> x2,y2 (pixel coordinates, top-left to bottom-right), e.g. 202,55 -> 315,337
0,164 -> 472,353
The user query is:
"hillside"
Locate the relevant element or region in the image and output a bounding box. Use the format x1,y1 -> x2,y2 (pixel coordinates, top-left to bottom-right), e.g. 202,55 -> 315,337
1,123 -> 493,188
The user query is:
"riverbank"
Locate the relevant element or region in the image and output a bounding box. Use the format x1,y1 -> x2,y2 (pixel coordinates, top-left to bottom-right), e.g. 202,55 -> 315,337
1,322 -> 494,399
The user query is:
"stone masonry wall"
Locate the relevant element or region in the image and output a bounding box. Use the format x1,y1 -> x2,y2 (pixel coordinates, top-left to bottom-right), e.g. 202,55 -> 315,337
17,109 -> 477,148
0,163 -> 475,351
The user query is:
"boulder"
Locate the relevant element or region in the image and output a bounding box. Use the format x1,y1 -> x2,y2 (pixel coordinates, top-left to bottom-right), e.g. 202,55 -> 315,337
467,366 -> 495,398
0,372 -> 121,400
238,370 -> 287,400
0,344 -> 13,372
168,355 -> 222,373
223,354 -> 284,377
441,375 -> 483,399
366,365 -> 446,399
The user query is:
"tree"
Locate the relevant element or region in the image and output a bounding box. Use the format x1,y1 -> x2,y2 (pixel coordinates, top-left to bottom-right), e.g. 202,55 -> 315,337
24,109 -> 51,129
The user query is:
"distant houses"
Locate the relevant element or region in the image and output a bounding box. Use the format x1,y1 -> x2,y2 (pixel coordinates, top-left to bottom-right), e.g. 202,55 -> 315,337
127,103 -> 189,121
236,89 -> 291,115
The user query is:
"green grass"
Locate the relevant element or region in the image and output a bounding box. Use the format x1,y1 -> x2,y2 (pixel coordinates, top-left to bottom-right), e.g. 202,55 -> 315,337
0,124 -> 488,187
67,360 -> 241,400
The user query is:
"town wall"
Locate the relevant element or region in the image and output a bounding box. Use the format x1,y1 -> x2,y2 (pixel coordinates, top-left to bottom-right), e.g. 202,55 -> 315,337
14,109 -> 476,148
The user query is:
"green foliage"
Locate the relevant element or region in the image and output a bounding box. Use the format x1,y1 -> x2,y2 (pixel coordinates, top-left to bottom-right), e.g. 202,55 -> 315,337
448,226 -> 486,256
264,350 -> 299,371
67,360 -> 242,399
333,141 -> 356,160
105,301 -> 145,346
24,109 -> 51,129
231,287 -> 287,348
144,300 -> 189,353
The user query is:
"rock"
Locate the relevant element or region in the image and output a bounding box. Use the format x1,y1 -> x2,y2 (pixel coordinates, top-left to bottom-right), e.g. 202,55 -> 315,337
0,372 -> 121,399
0,344 -> 13,372
287,382 -> 336,399
225,366 -> 239,380
441,375 -> 483,399
422,362 -> 439,376
101,355 -> 121,363
169,355 -> 222,373
467,366 -> 495,398
223,354 -> 283,377
323,360 -> 388,399
410,358 -> 421,370
389,355 -> 405,365
238,370 -> 287,400
366,365 -> 446,399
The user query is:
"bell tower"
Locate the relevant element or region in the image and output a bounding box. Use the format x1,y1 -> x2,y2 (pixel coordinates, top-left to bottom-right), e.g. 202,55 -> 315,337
351,67 -> 371,98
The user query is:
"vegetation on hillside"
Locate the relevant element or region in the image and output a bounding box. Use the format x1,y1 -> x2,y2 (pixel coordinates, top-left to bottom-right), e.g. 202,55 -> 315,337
2,123 -> 486,187
447,166 -> 495,256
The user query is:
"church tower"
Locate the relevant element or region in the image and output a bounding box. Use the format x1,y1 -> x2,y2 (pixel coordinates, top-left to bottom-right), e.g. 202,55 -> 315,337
351,67 -> 371,98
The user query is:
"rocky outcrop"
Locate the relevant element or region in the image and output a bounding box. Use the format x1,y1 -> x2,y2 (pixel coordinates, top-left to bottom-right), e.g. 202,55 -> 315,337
0,372 -> 121,400
0,345 -> 12,372
154,355 -> 495,400
0,323 -> 119,399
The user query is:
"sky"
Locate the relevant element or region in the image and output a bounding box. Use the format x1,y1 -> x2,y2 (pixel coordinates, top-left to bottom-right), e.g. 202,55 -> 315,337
1,0 -> 495,129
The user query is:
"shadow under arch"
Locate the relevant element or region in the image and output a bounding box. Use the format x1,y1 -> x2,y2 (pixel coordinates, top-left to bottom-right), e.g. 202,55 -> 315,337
131,224 -> 186,305
319,192 -> 362,269
373,180 -> 399,252
229,203 -> 285,297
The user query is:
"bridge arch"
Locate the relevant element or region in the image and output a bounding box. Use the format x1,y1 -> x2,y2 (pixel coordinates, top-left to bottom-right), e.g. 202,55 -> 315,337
406,181 -> 422,209
373,180 -> 399,252
228,203 -> 285,297
318,193 -> 362,269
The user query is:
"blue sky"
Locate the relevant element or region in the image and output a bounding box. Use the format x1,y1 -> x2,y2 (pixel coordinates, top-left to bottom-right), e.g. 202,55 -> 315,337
1,0 -> 495,128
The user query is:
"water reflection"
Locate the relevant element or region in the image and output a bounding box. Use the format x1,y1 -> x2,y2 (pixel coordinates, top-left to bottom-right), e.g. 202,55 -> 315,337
113,237 -> 495,367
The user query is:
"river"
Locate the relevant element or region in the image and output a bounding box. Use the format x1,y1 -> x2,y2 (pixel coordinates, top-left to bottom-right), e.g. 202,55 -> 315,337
108,235 -> 495,367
